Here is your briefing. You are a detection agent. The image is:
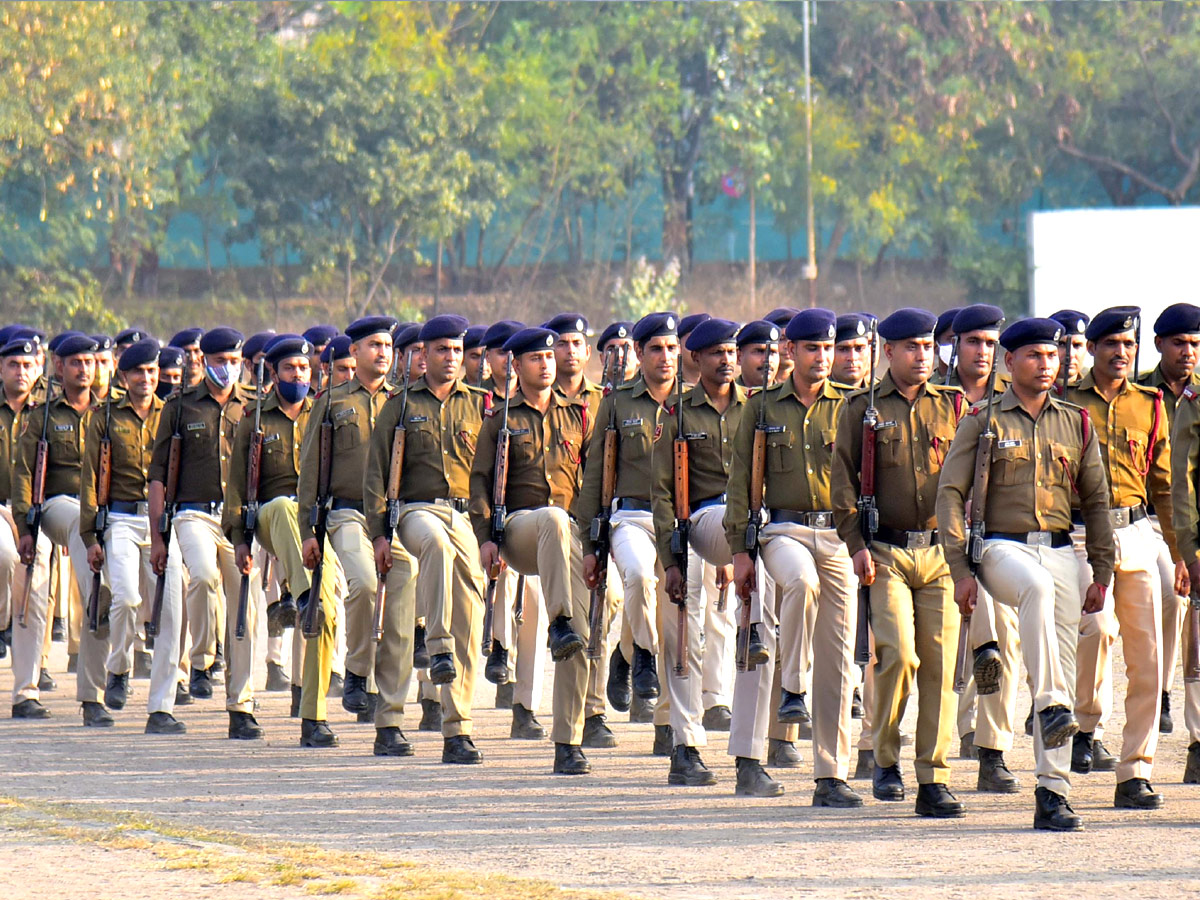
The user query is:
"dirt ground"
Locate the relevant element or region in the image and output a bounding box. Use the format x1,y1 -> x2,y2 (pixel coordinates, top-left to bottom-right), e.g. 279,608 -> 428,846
3,640 -> 1200,900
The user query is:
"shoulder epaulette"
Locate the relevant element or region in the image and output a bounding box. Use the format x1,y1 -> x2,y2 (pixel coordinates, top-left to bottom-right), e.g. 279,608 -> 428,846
1127,381 -> 1159,397
1184,385 -> 1200,402
828,380 -> 854,393
615,380 -> 636,393
845,385 -> 871,402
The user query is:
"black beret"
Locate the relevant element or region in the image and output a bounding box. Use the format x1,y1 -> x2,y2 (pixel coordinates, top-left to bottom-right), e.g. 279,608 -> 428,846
785,308 -> 837,343
483,319 -> 524,349
1049,309 -> 1089,336
91,335 -> 114,353
503,326 -> 557,357
118,338 -> 161,371
114,327 -> 146,346
1085,306 -> 1141,342
463,324 -> 488,351
1154,303 -> 1200,337
320,335 -> 352,364
935,307 -> 963,339
596,321 -> 633,350
199,327 -> 245,354
1000,318 -> 1064,352
345,315 -> 399,342
158,346 -> 184,369
835,314 -> 872,343
951,304 -> 1005,336
11,326 -> 44,344
394,323 -> 423,352
542,313 -> 590,336
168,327 -> 204,348
242,331 -> 277,359
765,307 -> 801,327
264,334 -> 311,366
56,333 -> 100,358
677,313 -> 712,340
302,324 -> 338,347
0,338 -> 39,358
48,331 -> 85,354
419,314 -> 469,343
736,320 -> 781,348
879,308 -> 938,342
631,311 -> 678,343
685,317 -> 738,352
0,326 -> 16,346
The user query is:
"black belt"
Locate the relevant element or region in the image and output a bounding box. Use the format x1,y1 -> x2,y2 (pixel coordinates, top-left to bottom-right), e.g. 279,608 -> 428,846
693,494 -> 726,512
109,501 -> 148,515
1072,504 -> 1146,529
331,499 -> 364,512
769,509 -> 835,529
873,526 -> 939,549
429,497 -> 469,513
177,501 -> 222,515
615,498 -> 652,513
984,530 -> 1072,549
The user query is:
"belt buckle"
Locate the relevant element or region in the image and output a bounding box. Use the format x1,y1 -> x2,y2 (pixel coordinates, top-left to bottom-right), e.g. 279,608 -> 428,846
1111,508 -> 1130,528
1027,531 -> 1051,547
809,512 -> 831,529
906,530 -> 931,549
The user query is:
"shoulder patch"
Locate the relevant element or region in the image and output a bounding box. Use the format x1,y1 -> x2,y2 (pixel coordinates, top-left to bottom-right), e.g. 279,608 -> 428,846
1184,385 -> 1199,402
967,406 -> 982,416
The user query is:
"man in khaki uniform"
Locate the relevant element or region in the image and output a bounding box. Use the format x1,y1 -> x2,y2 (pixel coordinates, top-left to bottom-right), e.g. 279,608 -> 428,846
1140,303 -> 1200,734
1169,367 -> 1200,784
150,327 -> 261,738
939,316 -> 1114,831
298,315 -> 397,730
1050,310 -> 1091,390
366,315 -> 487,765
81,340 -> 186,733
472,326 -> 594,774
1067,307 -> 1182,810
831,307 -> 965,818
725,310 -> 862,807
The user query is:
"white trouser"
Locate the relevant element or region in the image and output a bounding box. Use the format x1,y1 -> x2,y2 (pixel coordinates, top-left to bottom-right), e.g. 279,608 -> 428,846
727,556 -> 778,761
9,527 -> 53,704
958,588 -> 1022,752
0,505 -> 18,631
688,505 -> 735,711
610,508 -> 664,652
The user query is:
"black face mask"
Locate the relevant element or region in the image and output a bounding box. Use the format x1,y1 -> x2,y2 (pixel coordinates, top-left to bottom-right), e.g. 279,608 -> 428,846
155,380 -> 177,400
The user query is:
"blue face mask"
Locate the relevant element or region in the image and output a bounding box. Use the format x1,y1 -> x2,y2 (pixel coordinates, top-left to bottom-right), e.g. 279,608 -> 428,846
276,379 -> 310,404
204,362 -> 239,389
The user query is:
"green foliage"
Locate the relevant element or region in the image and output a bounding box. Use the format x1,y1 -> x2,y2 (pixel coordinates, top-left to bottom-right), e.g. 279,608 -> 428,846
0,265 -> 117,332
610,256 -> 683,322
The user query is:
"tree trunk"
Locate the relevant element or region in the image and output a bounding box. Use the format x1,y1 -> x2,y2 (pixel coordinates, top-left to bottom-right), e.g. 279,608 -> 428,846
748,180 -> 757,317
434,237 -> 442,316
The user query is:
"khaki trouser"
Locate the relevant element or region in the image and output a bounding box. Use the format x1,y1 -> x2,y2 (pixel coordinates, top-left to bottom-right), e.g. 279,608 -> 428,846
979,539 -> 1079,796
502,507 -> 589,745
326,508 -> 382,686
41,496 -> 108,704
397,503 -> 484,737
958,589 -> 1022,752
1074,518 -> 1162,783
1152,516 -> 1186,692
868,541 -> 957,785
0,505 -> 18,630
257,497 -> 340,721
374,533 -> 416,731
584,566 -> 622,718
760,520 -> 856,780
8,529 -> 53,704
174,509 -> 257,713
727,559 -> 777,760
510,574 -> 548,713
610,508 -> 665,652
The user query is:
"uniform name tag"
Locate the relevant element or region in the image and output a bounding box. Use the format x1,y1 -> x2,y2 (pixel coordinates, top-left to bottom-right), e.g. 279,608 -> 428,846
408,415 -> 429,424
509,428 -> 531,436
622,417 -> 643,427
997,439 -> 1022,449
53,424 -> 73,433
685,432 -> 708,440
334,407 -> 354,421
263,433 -> 281,445
187,422 -> 206,432
764,425 -> 786,434
878,420 -> 898,429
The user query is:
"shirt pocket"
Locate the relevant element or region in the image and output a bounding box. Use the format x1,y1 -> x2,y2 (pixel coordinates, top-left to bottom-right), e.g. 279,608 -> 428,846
619,423 -> 651,460
1124,427 -> 1151,473
992,442 -> 1032,486
875,424 -> 903,468
552,418 -> 583,464
333,409 -> 361,451
926,422 -> 956,469
1049,440 -> 1080,489
767,430 -> 794,473
456,423 -> 480,459
509,431 -> 537,465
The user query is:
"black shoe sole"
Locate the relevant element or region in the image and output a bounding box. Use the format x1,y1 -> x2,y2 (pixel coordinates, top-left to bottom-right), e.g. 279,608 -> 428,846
813,795 -> 864,808
442,754 -> 483,765
104,696 -> 126,711
553,765 -> 591,775
872,787 -> 905,801
429,667 -> 457,685
973,650 -> 1002,696
84,718 -> 115,728
1034,818 -> 1083,832
1114,795 -> 1163,810
916,803 -> 966,818
145,724 -> 186,735
1041,717 -> 1079,751
550,637 -> 585,662
667,773 -> 718,786
484,667 -> 509,685
300,738 -> 339,748
582,732 -> 617,749
736,783 -> 785,798
977,779 -> 1022,794
374,744 -> 414,757
776,709 -> 811,725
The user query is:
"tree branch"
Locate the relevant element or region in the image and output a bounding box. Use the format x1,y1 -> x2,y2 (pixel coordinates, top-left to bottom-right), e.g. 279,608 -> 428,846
1056,137 -> 1180,204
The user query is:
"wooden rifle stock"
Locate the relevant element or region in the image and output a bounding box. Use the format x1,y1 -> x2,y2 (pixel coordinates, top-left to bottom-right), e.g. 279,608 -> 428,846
1185,591 -> 1200,684
853,326 -> 880,668
586,404 -> 620,660
482,353 -> 514,653
17,400 -> 51,628
301,411 -> 334,639
736,395 -> 768,673
148,413 -> 183,639
671,373 -> 689,679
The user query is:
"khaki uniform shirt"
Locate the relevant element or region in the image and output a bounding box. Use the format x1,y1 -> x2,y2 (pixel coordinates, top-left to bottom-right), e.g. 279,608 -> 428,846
297,376 -> 393,542
575,376 -> 673,555
651,381 -> 746,569
1170,388 -> 1200,565
80,394 -> 163,546
149,381 -> 250,504
831,371 -> 964,557
1140,364 -> 1200,438
0,395 -> 36,502
225,393 -> 312,547
364,378 -> 487,541
938,388 -> 1115,585
13,391 -> 96,537
470,390 -> 592,547
1066,373 -> 1175,557
556,377 -> 603,423
724,378 -> 842,556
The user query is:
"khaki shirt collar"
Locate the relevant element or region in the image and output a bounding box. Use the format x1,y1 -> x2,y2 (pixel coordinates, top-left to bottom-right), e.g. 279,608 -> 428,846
688,379 -> 746,410
1077,369 -> 1132,398
998,385 -> 1063,420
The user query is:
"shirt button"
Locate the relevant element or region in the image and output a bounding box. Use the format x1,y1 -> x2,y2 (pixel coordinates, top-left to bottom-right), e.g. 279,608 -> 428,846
805,444 -> 810,450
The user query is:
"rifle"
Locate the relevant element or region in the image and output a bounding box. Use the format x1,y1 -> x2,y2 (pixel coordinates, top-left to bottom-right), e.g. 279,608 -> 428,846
586,346 -> 624,659
513,573 -> 526,626
88,392 -> 113,634
1186,589 -> 1200,684
853,320 -> 879,667
377,348 -> 415,643
147,383 -> 184,639
954,359 -> 999,694
235,358 -> 265,641
670,370 -> 690,678
480,352 -> 514,653
735,355 -> 772,672
16,393 -> 52,628
944,333 -> 959,386
301,377 -> 336,639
